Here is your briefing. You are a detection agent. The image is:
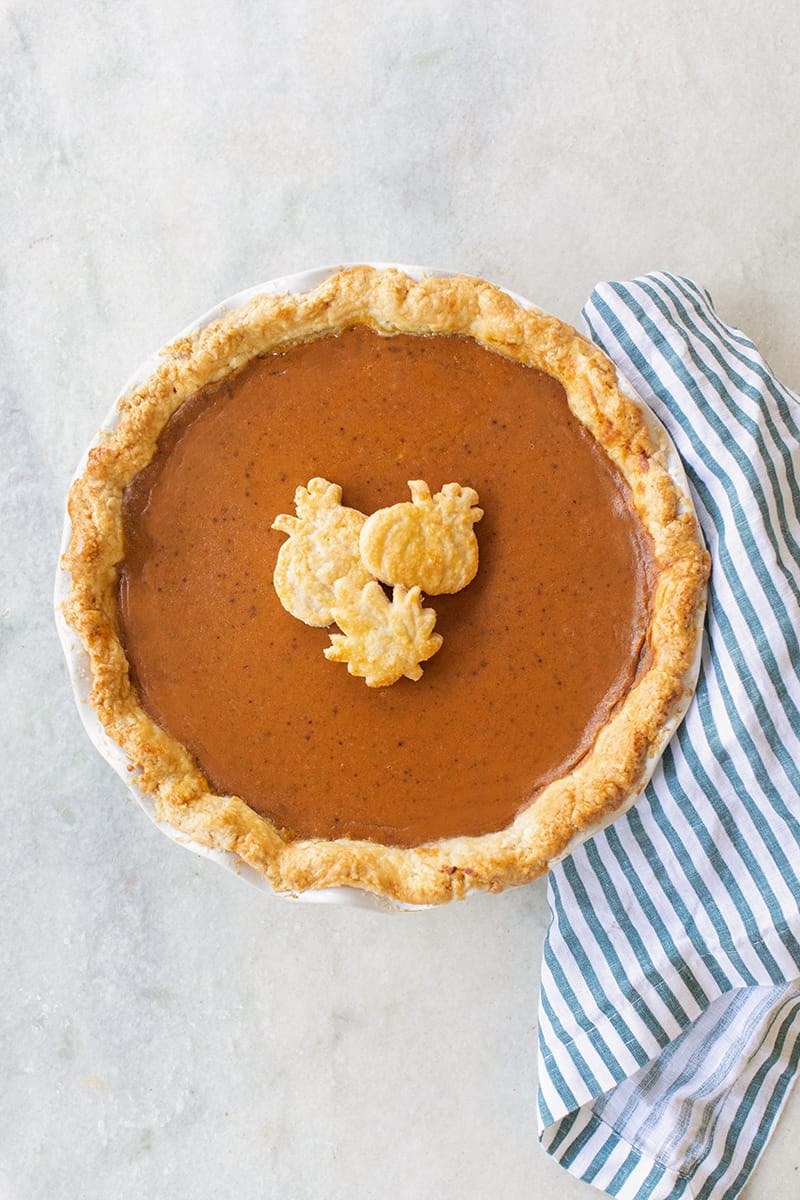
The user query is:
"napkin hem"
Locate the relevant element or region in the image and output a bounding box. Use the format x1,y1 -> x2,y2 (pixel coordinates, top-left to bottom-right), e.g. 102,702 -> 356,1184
540,924 -> 800,1124
539,984 -> 800,1200
540,1108 -> 691,1199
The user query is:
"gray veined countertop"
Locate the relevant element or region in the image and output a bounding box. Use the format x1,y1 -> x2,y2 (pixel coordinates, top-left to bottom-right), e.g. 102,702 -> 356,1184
2,2 -> 799,1197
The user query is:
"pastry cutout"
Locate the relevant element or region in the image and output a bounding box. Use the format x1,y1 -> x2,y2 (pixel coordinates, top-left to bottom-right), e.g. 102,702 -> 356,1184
359,480 -> 483,595
271,478 -> 372,626
324,579 -> 443,688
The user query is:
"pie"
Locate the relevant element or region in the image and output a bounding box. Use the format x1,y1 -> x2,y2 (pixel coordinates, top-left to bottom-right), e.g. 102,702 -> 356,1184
63,266 -> 709,905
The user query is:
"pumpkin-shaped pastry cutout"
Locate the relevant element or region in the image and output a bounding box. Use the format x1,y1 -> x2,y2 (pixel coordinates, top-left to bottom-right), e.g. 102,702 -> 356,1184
359,480 -> 483,595
271,478 -> 372,626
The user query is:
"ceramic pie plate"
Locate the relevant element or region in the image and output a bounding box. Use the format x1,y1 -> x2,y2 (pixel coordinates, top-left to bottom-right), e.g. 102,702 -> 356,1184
54,262 -> 707,912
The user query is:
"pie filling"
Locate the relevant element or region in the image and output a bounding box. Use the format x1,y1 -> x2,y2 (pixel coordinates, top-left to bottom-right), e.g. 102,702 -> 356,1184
118,327 -> 654,847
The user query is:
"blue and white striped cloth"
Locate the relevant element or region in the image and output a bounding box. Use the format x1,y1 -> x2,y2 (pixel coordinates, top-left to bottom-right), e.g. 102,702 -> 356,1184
538,273 -> 800,1199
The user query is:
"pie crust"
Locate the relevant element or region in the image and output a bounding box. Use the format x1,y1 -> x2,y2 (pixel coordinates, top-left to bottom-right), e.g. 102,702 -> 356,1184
63,266 -> 709,905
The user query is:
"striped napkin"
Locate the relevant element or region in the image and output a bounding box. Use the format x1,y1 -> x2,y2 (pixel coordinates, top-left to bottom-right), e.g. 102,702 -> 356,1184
537,273 -> 800,1199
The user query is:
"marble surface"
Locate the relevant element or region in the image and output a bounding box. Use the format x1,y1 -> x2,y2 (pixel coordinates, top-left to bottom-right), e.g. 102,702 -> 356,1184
2,3 -> 799,1197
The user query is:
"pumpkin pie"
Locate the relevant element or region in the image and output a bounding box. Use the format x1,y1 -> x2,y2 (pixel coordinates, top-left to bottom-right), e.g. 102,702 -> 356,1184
63,266 -> 709,905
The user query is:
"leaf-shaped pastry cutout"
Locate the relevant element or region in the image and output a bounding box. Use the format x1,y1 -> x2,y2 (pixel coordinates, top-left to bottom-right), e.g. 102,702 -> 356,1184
359,480 -> 483,595
324,579 -> 443,687
271,478 -> 373,626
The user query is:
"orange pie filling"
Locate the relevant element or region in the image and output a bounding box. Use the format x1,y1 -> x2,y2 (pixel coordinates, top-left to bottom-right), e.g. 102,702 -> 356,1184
117,327 -> 655,848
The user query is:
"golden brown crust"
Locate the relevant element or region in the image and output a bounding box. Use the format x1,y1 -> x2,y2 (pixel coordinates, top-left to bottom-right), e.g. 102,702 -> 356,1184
63,266 -> 709,905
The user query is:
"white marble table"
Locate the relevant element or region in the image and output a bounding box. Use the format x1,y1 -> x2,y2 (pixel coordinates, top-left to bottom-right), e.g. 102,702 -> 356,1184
3,3 -> 799,1196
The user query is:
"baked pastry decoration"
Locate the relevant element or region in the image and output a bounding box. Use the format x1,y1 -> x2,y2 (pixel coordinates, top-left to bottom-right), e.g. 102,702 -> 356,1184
360,480 -> 483,595
271,476 -> 480,686
324,579 -> 443,686
62,265 -> 710,906
271,477 -> 372,627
